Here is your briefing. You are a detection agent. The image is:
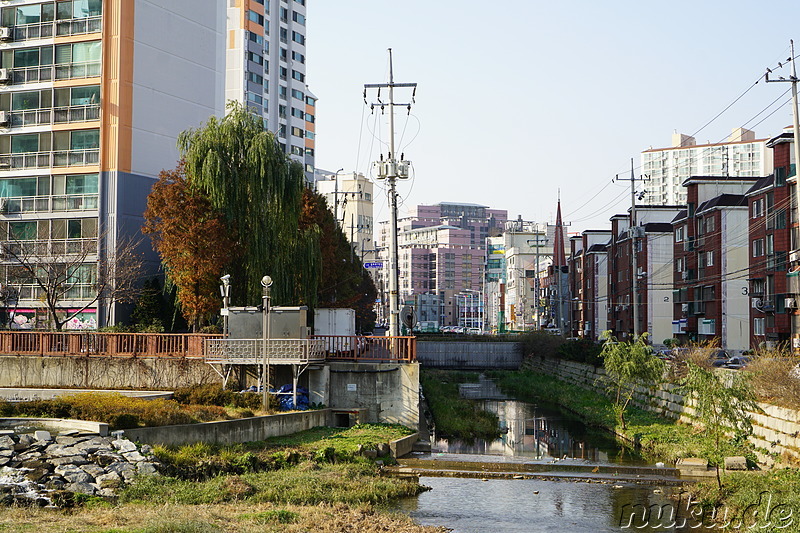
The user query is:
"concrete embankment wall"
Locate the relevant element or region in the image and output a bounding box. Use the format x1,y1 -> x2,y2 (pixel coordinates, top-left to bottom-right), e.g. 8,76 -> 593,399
526,356 -> 800,466
0,355 -> 217,390
125,409 -> 330,446
324,362 -> 419,429
417,341 -> 522,370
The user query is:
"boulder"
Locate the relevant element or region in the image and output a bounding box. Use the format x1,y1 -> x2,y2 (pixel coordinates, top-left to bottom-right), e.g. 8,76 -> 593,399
0,436 -> 15,450
80,464 -> 105,478
122,451 -> 145,463
49,455 -> 90,467
95,472 -> 121,489
65,482 -> 95,495
93,452 -> 124,466
54,465 -> 93,484
33,431 -> 51,442
24,468 -> 50,483
111,439 -> 137,453
136,462 -> 158,475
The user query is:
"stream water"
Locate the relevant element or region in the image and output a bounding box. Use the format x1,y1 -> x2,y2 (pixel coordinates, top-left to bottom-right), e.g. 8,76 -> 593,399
392,378 -> 684,532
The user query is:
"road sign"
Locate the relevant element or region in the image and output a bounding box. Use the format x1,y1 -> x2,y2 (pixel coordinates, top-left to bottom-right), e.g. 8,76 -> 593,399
364,262 -> 384,269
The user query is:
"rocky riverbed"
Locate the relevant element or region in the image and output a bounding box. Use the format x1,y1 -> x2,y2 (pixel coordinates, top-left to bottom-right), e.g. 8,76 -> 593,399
0,429 -> 160,507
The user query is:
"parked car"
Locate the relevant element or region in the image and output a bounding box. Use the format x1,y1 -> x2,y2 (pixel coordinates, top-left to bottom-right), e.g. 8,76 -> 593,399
710,350 -> 730,367
723,356 -> 751,370
466,327 -> 481,335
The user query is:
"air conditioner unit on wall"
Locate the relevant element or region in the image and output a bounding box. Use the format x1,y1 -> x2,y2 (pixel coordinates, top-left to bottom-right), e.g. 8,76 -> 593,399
786,298 -> 798,309
0,111 -> 8,127
681,303 -> 689,312
0,69 -> 10,83
0,27 -> 11,41
751,298 -> 763,309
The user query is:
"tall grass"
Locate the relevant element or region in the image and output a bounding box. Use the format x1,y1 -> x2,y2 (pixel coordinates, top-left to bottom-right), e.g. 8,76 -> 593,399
420,370 -> 501,442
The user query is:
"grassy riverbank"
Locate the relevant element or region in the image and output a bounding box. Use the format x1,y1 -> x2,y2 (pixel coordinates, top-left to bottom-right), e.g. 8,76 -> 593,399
488,369 -> 756,464
420,370 -> 501,442
0,424 -> 446,533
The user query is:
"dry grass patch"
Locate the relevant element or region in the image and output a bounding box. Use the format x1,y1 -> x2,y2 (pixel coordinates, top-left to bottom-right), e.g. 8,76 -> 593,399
0,502 -> 448,532
746,344 -> 800,409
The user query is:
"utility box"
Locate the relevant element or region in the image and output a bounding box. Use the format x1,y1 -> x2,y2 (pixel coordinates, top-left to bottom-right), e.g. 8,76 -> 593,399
228,306 -> 309,339
314,308 -> 357,353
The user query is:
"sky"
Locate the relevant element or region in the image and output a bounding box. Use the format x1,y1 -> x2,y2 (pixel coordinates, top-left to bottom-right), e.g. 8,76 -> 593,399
306,1 -> 800,234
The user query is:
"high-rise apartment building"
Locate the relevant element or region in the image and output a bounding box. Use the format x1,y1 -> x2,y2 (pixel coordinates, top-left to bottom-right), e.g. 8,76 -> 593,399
314,170 -> 375,263
0,1 -> 225,327
225,0 -> 315,181
642,128 -> 772,206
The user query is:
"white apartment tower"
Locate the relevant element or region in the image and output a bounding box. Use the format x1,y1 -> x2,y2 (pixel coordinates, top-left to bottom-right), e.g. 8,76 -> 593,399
315,170 -> 375,263
226,0 -> 315,181
0,0 -> 225,328
642,128 -> 772,206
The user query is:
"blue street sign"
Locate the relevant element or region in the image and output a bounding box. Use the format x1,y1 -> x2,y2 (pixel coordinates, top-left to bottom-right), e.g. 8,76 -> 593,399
364,262 -> 384,269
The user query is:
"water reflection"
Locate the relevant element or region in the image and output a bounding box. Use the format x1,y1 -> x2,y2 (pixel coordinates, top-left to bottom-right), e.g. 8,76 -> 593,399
395,477 -> 680,533
432,378 -> 641,464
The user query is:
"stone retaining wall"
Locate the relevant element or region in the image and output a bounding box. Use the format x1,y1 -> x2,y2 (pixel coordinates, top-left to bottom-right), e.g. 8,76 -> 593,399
525,356 -> 800,466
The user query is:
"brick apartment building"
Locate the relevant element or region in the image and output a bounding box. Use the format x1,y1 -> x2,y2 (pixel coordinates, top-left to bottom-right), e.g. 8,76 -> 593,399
671,177 -> 758,351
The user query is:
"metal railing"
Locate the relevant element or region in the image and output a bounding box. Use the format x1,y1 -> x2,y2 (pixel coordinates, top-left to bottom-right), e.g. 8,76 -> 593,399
3,194 -> 98,214
0,332 -> 219,358
204,338 -> 327,364
0,149 -> 100,170
9,105 -> 100,127
3,237 -> 98,257
315,335 -> 417,362
10,61 -> 101,85
0,331 -> 417,363
13,16 -> 101,41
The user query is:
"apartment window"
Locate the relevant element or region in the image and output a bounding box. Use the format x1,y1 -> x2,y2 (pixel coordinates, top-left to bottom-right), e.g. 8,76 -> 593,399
247,52 -> 263,66
305,130 -> 314,140
291,126 -> 303,138
246,92 -> 263,106
291,107 -> 304,119
291,69 -> 304,82
676,257 -> 684,272
305,163 -> 313,172
290,146 -> 303,156
11,134 -> 40,153
280,48 -> 287,62
248,31 -> 264,46
247,10 -> 264,26
291,89 -> 304,101
278,124 -> 287,138
292,51 -> 305,63
9,221 -> 37,240
753,317 -> 765,336
278,105 -> 286,118
706,250 -> 713,267
292,12 -> 306,25
0,177 -> 37,198
291,31 -> 305,45
752,238 -> 764,257
68,129 -> 99,150
278,85 -> 287,100
279,7 -> 288,22
305,112 -> 314,123
294,0 -> 305,5
58,0 -> 102,19
766,234 -> 774,255
3,3 -> 54,25
674,225 -> 684,243
752,198 -> 764,218
364,192 -> 370,201
247,72 -> 264,85
264,60 -> 269,74
280,66 -> 287,80
63,173 -> 98,194
56,40 -> 101,65
280,27 -> 287,43
306,96 -> 316,107
305,148 -> 314,157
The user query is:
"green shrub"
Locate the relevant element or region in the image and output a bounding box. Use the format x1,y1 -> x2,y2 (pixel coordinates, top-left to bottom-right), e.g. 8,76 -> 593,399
519,331 -> 565,358
173,384 -> 263,410
557,338 -> 603,366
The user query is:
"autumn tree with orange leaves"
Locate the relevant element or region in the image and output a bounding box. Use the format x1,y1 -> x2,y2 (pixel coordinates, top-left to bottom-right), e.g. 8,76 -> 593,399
143,163 -> 238,330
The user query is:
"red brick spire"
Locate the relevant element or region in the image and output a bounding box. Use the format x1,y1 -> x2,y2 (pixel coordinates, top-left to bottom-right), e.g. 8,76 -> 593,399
553,199 -> 566,269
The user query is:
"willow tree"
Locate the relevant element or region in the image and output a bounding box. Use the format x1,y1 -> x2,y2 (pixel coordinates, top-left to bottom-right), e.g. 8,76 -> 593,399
178,101 -> 318,306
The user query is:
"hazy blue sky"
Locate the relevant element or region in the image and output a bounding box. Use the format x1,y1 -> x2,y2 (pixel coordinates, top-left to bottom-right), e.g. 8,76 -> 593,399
307,1 -> 800,233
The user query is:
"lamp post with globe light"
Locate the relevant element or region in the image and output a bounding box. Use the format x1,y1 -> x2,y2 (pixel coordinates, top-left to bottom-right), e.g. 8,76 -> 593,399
261,275 -> 272,410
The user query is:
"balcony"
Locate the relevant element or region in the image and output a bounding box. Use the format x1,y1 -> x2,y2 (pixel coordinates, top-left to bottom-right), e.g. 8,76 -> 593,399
0,149 -> 100,170
10,61 -> 101,84
8,104 -> 100,127
11,16 -> 101,41
3,237 -> 98,258
2,194 -> 98,214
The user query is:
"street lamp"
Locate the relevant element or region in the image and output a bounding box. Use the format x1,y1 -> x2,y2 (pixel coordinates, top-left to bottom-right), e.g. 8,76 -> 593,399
261,275 -> 273,410
219,274 -> 231,337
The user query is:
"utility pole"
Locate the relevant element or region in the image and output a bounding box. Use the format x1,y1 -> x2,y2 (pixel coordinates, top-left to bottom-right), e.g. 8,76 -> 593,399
616,160 -> 647,338
766,40 -> 800,350
332,168 -> 344,227
365,49 -> 417,337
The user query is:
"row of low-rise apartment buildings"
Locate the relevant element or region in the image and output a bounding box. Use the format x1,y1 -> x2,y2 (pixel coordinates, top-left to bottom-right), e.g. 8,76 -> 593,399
0,0 -> 314,328
568,127 -> 799,353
